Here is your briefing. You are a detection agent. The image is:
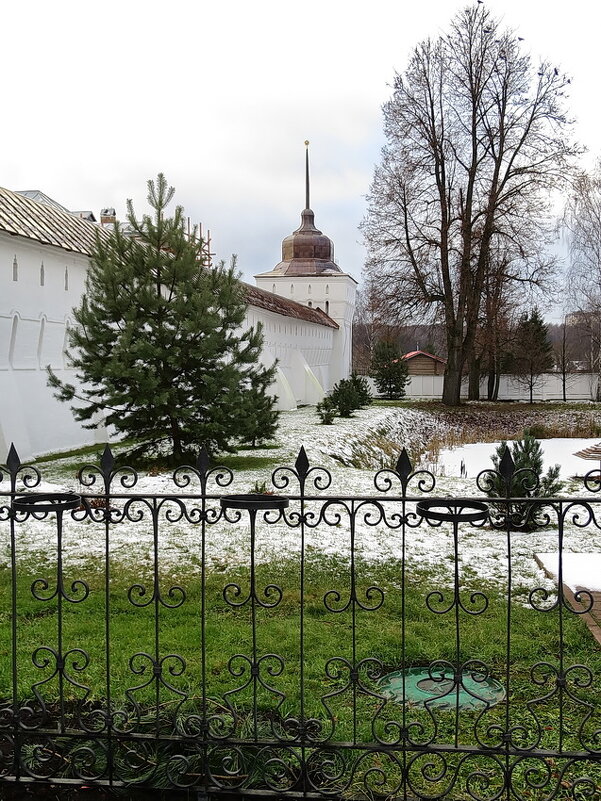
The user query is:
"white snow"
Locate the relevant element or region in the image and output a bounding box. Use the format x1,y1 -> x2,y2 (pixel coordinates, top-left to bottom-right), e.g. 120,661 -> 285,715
434,438 -> 601,479
2,406 -> 600,595
535,552 -> 601,592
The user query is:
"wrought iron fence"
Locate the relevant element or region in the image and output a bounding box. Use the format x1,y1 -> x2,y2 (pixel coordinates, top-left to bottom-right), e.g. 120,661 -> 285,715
0,442 -> 600,800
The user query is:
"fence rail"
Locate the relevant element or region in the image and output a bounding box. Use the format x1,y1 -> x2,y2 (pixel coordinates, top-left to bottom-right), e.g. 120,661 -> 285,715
0,443 -> 601,800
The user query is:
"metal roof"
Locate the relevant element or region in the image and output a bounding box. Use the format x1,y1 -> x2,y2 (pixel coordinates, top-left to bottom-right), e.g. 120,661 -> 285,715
403,349 -> 447,364
0,186 -> 108,255
1,186 -> 337,328
243,283 -> 338,328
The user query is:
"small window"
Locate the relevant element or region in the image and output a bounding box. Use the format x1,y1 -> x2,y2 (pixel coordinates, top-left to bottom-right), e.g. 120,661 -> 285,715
272,283 -> 276,294
325,300 -> 329,315
64,267 -> 69,291
12,256 -> 18,282
290,284 -> 294,295
308,300 -> 313,308
326,284 -> 329,294
308,284 -> 312,295
40,262 -> 45,286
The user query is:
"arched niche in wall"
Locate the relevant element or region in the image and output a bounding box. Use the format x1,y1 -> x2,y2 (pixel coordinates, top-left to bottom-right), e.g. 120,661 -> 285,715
62,319 -> 72,369
37,316 -> 46,369
10,313 -> 41,370
8,314 -> 18,368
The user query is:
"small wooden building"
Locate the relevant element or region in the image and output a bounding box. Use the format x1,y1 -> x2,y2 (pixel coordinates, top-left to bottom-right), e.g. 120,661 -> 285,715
402,350 -> 446,376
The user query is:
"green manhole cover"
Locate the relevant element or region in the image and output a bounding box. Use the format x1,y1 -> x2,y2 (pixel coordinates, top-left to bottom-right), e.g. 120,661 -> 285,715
379,668 -> 505,711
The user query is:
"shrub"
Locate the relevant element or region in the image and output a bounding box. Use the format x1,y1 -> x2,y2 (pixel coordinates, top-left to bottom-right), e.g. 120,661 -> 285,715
370,340 -> 409,399
316,376 -> 369,423
485,430 -> 563,530
316,397 -> 338,424
331,378 -> 361,417
349,373 -> 373,407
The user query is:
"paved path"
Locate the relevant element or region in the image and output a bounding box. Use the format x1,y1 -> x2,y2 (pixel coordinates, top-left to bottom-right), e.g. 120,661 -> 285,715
535,553 -> 601,646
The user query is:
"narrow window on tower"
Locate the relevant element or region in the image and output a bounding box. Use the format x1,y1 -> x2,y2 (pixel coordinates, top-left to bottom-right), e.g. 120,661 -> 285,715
64,267 -> 69,291
12,256 -> 18,281
40,262 -> 45,286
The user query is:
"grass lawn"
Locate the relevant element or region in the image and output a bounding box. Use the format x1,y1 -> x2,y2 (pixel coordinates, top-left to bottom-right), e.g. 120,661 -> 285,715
4,405 -> 601,797
1,552 -> 599,737
1,552 -> 600,796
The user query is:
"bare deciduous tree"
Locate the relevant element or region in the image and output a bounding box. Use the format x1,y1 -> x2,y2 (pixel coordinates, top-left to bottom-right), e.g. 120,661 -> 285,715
362,5 -> 578,405
565,160 -> 601,394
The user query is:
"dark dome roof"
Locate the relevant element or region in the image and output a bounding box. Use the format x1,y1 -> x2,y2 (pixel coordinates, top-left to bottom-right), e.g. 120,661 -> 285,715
273,207 -> 342,276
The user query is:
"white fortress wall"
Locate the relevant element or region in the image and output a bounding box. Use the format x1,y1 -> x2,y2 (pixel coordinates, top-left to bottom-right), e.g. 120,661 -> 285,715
0,233 -> 106,461
244,305 -> 333,408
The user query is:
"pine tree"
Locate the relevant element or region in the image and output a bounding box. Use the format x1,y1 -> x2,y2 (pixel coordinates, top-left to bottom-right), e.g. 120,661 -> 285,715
48,174 -> 278,462
505,308 -> 554,403
486,431 -> 563,530
370,340 -> 409,399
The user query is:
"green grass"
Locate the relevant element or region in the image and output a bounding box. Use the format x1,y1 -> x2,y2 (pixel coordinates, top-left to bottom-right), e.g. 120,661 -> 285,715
2,554 -> 600,796
1,554 -> 599,722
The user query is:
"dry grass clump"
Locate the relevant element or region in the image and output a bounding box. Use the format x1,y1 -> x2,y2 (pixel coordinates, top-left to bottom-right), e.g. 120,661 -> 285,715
407,404 -> 601,468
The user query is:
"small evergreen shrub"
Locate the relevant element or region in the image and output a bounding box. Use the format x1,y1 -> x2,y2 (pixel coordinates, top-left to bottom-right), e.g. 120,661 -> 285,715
349,373 -> 373,407
485,430 -> 563,530
316,376 -> 369,423
331,378 -> 361,417
316,397 -> 338,424
370,340 -> 409,399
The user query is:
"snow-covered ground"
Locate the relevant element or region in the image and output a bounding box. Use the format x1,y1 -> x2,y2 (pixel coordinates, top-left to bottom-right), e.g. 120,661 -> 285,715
3,405 -> 601,595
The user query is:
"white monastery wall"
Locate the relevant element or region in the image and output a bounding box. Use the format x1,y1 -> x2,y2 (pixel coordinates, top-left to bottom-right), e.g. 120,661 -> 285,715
242,306 -> 335,409
255,272 -> 356,387
0,232 -> 106,461
1,230 -> 348,459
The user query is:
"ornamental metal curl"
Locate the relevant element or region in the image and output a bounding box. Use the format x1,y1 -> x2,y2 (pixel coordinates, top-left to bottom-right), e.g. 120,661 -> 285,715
0,441 -> 600,798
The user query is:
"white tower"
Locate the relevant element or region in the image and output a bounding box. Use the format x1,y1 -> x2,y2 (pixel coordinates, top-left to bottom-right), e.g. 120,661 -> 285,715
254,143 -> 357,390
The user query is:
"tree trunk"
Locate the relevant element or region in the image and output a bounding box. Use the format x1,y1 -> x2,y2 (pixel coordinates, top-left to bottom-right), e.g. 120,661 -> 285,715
487,369 -> 495,400
442,327 -> 464,406
468,358 -> 481,400
493,370 -> 500,401
170,418 -> 183,463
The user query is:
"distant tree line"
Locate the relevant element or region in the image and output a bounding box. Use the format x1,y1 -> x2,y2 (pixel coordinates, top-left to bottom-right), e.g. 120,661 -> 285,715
354,296 -> 597,403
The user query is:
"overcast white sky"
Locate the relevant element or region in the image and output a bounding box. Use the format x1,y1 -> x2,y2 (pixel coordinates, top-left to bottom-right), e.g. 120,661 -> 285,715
2,0 -> 600,289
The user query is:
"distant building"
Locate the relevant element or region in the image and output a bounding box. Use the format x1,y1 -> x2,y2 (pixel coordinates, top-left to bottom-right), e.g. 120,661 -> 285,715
402,350 -> 446,376
0,164 -> 355,459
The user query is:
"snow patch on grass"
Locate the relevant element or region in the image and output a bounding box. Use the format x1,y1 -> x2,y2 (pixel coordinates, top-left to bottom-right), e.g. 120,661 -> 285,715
3,405 -> 599,595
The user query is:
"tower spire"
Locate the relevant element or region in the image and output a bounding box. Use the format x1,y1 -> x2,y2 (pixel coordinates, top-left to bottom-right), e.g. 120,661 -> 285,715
304,140 -> 310,211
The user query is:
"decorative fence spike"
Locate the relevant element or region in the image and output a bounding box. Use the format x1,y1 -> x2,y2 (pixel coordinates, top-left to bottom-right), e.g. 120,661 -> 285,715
6,444 -> 21,476
196,446 -> 210,477
99,444 -> 115,479
295,446 -> 310,480
395,448 -> 412,481
499,447 -> 515,484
